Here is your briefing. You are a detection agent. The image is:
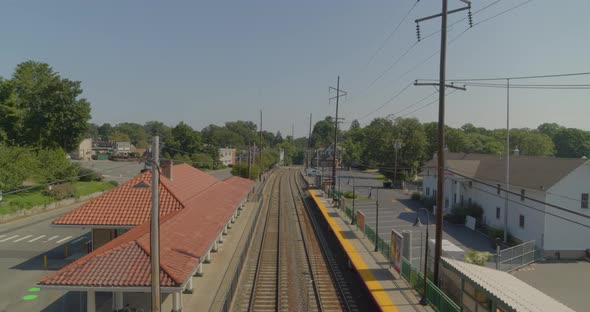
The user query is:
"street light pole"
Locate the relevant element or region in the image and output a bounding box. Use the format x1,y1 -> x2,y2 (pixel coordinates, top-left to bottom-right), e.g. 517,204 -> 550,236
351,178 -> 356,225
375,187 -> 380,252
413,208 -> 431,306
393,140 -> 402,188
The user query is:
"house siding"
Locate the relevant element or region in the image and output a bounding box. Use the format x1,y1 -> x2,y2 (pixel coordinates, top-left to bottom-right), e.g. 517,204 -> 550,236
544,161 -> 590,252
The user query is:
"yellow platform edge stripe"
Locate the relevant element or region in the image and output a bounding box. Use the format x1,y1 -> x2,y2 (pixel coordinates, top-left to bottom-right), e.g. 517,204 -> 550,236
309,190 -> 399,312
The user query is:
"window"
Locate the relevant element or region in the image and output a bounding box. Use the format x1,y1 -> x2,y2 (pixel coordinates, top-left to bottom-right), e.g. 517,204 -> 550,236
460,195 -> 464,205
582,193 -> 589,209
468,198 -> 472,205
454,193 -> 457,204
469,181 -> 473,188
497,184 -> 501,195
519,215 -> 525,228
426,187 -> 430,196
433,190 -> 437,198
496,207 -> 501,219
520,189 -> 525,201
445,198 -> 449,208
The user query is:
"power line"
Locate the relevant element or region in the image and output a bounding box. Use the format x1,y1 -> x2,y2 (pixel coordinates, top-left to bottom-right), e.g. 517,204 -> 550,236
445,168 -> 590,220
469,182 -> 590,229
389,90 -> 438,117
474,0 -> 534,26
358,82 -> 414,121
398,89 -> 459,118
364,0 -> 421,70
420,72 -> 590,83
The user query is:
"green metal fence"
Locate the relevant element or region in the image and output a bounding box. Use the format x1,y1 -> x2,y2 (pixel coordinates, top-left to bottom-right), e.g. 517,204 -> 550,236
401,257 -> 460,312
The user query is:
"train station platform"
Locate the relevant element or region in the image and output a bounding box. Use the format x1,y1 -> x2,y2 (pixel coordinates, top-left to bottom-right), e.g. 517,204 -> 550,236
309,190 -> 432,312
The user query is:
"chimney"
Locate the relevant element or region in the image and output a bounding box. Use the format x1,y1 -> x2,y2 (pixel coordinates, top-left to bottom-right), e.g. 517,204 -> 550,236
514,146 -> 520,157
160,159 -> 173,181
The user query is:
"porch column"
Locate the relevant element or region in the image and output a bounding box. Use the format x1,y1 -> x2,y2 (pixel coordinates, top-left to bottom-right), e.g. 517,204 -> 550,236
194,262 -> 204,276
223,225 -> 229,235
183,277 -> 194,294
113,291 -> 124,310
172,291 -> 182,312
212,241 -> 218,252
218,233 -> 224,243
87,290 -> 96,312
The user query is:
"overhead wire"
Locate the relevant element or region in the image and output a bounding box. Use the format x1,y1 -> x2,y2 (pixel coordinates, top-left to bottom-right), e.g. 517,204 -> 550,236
357,82 -> 414,121
364,0 -> 421,70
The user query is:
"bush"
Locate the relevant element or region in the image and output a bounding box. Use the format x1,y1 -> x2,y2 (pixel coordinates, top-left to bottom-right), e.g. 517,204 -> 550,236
411,192 -> 421,201
343,191 -> 357,199
446,201 -> 484,225
464,251 -> 492,266
43,183 -> 76,200
78,167 -> 102,182
422,196 -> 435,212
108,180 -> 119,187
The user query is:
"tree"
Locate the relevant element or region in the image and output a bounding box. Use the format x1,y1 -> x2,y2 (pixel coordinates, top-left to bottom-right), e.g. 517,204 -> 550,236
553,128 -> 590,158
144,121 -> 172,144
311,116 -> 336,148
112,122 -> 147,147
86,123 -> 99,139
537,122 -> 562,139
224,120 -> 257,146
349,119 -> 361,131
0,145 -> 38,191
1,61 -> 92,151
98,123 -> 113,140
168,122 -> 202,155
109,131 -> 131,142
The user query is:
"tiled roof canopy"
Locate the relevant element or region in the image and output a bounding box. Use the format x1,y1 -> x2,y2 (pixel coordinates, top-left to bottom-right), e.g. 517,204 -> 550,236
53,164 -> 220,227
40,174 -> 253,288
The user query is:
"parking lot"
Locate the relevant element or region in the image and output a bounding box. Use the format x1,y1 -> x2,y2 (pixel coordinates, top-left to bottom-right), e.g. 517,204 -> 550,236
328,169 -> 494,267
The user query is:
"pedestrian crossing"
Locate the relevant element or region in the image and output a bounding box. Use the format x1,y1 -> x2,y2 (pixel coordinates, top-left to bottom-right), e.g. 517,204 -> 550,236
0,233 -> 83,244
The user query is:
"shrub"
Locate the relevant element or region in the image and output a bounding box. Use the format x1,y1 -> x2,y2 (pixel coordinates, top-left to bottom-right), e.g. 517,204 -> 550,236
446,201 -> 484,225
78,167 -> 102,182
464,251 -> 492,266
411,192 -> 421,201
422,196 -> 435,212
108,180 -> 119,187
43,183 -> 76,200
343,191 -> 357,199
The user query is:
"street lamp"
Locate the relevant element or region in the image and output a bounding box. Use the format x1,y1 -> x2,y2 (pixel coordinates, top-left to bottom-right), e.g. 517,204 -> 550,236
351,178 -> 356,225
393,140 -> 402,188
413,208 -> 430,306
374,187 -> 380,252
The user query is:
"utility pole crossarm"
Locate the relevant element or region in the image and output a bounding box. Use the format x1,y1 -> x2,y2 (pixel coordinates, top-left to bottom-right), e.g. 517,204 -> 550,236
415,4 -> 470,23
414,81 -> 467,91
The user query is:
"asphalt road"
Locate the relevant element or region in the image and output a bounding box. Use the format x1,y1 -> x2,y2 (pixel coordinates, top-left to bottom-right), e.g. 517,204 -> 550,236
0,202 -> 91,312
0,163 -> 235,311
331,169 -> 493,267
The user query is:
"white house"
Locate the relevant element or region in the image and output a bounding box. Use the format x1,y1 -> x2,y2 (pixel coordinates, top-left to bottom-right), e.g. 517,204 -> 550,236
219,147 -> 236,166
422,152 -> 590,259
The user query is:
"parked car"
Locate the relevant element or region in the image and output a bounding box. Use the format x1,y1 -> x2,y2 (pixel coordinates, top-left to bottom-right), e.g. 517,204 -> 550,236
305,168 -> 322,176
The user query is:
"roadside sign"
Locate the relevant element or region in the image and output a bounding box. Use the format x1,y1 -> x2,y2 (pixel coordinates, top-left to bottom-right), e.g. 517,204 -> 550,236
391,229 -> 402,273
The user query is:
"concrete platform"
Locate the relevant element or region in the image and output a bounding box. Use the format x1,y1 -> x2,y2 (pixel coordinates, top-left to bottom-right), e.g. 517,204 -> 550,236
309,190 -> 432,312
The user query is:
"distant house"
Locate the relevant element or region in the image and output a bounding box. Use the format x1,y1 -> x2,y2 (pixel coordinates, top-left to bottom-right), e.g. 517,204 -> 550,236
91,140 -> 114,160
73,138 -> 93,160
421,152 -> 590,259
311,143 -> 343,168
114,141 -> 131,155
219,147 -> 236,166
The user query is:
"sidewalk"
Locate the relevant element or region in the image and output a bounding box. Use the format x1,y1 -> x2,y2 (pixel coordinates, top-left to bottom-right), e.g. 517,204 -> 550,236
310,190 -> 432,312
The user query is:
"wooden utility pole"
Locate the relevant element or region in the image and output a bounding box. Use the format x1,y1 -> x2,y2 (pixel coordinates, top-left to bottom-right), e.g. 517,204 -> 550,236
259,110 -> 263,179
308,113 -> 312,168
414,0 -> 471,286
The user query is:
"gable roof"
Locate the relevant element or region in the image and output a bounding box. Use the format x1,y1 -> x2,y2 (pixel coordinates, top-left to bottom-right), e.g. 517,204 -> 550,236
53,164 -> 220,227
40,176 -> 254,288
422,153 -> 588,190
443,258 -> 574,312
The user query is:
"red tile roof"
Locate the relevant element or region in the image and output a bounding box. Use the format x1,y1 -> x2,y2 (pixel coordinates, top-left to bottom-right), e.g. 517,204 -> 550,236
53,164 -> 219,227
40,175 -> 254,288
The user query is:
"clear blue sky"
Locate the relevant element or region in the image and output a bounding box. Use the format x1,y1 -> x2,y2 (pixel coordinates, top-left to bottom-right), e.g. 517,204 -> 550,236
1,0 -> 589,136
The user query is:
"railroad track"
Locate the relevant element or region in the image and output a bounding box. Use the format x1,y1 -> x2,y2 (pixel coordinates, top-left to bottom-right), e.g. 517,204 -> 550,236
234,168 -> 355,312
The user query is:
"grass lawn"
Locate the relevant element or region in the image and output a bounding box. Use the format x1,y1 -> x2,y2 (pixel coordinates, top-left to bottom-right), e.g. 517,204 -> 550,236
0,180 -> 116,215
72,181 -> 117,197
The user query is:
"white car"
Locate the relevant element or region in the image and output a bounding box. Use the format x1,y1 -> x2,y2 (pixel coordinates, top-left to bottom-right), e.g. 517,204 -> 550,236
305,168 -> 322,175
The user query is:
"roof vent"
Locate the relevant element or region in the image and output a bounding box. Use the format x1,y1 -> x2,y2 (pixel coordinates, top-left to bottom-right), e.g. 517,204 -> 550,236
133,181 -> 150,189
